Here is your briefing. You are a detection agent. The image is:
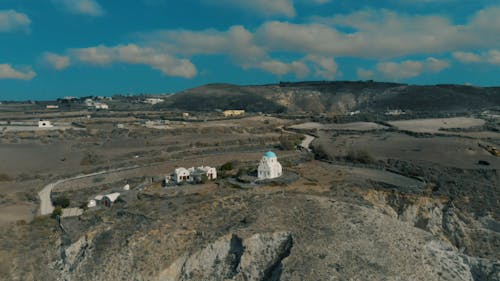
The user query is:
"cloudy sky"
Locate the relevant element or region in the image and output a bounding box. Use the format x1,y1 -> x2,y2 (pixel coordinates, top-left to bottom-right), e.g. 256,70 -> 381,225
1,0 -> 499,100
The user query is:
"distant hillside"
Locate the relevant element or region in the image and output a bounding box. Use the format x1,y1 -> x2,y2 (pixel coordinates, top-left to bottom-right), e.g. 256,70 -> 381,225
161,81 -> 500,114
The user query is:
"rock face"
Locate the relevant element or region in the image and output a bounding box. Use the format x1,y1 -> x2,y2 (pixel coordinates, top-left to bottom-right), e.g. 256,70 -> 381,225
158,232 -> 293,281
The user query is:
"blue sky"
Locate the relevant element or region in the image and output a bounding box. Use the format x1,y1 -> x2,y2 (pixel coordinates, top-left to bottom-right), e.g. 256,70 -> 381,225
0,0 -> 499,100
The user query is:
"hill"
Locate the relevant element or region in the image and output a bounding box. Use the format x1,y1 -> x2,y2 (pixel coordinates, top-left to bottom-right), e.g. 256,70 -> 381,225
162,81 -> 500,114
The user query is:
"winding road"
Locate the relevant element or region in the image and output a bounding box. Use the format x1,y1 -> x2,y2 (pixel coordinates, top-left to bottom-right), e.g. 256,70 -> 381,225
38,166 -> 138,216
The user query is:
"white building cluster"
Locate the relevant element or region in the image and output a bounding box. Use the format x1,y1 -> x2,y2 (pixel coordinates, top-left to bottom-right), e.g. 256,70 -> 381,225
166,166 -> 217,185
85,99 -> 109,110
143,98 -> 164,105
88,192 -> 121,208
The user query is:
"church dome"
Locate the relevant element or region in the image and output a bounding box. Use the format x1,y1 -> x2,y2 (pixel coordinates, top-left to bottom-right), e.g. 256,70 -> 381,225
264,151 -> 277,158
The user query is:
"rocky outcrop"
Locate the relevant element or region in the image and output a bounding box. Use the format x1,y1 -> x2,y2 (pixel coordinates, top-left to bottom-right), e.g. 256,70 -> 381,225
158,232 -> 293,281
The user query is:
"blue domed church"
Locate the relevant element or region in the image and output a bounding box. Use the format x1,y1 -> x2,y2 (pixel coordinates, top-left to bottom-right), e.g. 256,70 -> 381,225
258,151 -> 283,179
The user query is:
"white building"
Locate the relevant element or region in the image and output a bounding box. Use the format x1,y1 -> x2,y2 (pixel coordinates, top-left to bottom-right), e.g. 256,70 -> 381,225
144,98 -> 164,105
87,200 -> 96,208
101,192 -> 120,207
94,102 -> 109,110
258,151 -> 283,180
38,120 -> 54,128
172,167 -> 190,183
385,109 -> 405,116
167,166 -> 217,184
46,105 -> 59,109
188,166 -> 217,182
85,99 -> 109,110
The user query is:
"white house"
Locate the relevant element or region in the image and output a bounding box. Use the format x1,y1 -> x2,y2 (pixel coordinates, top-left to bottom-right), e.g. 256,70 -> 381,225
144,98 -> 164,105
167,166 -> 217,184
101,192 -> 120,207
172,167 -> 190,183
94,102 -> 109,110
38,120 -> 54,128
87,200 -> 96,208
258,151 -> 283,180
188,166 -> 217,182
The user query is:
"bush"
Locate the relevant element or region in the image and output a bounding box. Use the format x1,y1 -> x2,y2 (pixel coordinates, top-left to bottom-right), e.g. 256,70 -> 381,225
51,207 -> 62,218
93,177 -> 105,183
279,134 -> 303,151
53,197 -> 70,208
0,173 -> 13,182
312,144 -> 331,160
220,161 -> 235,171
345,149 -> 375,164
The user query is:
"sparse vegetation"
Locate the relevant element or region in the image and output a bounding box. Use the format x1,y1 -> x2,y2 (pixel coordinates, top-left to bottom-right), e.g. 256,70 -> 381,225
51,207 -> 62,218
345,149 -> 375,164
0,173 -> 13,182
52,197 -> 70,208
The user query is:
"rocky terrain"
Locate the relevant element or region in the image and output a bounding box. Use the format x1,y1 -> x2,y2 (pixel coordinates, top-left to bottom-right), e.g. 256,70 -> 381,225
0,81 -> 499,281
160,81 -> 500,114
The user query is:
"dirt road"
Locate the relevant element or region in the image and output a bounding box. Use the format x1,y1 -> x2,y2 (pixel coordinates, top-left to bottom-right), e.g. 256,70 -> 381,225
38,167 -> 138,216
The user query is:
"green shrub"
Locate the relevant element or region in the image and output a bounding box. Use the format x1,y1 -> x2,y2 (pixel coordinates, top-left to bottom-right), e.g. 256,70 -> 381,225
220,161 -> 234,171
51,207 -> 62,218
53,197 -> 70,208
0,174 -> 13,182
345,149 -> 375,164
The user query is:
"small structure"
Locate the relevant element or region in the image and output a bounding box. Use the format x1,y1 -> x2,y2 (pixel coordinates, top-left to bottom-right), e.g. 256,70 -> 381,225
38,120 -> 54,128
182,112 -> 190,118
167,166 -> 217,185
94,102 -> 109,110
172,167 -> 190,183
123,184 -> 130,191
46,105 -> 59,109
101,192 -> 120,208
385,109 -> 405,116
87,200 -> 96,208
85,98 -> 109,110
223,110 -> 245,117
144,98 -> 164,105
258,151 -> 283,180
188,166 -> 217,182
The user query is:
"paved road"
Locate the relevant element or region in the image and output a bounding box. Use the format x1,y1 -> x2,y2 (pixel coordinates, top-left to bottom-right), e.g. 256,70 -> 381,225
38,166 -> 138,216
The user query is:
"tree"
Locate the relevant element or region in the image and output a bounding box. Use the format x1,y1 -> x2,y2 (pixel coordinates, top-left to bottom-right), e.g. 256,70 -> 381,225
53,197 -> 70,208
51,207 -> 62,219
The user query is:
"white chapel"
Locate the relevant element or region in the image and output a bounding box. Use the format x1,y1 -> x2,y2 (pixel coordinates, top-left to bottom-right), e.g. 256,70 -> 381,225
258,151 -> 283,180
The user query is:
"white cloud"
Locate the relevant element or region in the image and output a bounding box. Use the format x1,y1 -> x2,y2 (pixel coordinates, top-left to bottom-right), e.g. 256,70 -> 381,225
377,60 -> 424,80
257,59 -> 309,78
208,0 -> 295,17
42,52 -> 70,70
0,64 -> 36,80
425,57 -> 450,72
261,6 -> 500,59
306,55 -> 338,79
453,50 -> 500,65
357,68 -> 375,80
374,57 -> 450,80
452,51 -> 482,63
68,44 -> 197,78
146,26 -> 266,65
52,0 -> 104,16
0,10 -> 31,32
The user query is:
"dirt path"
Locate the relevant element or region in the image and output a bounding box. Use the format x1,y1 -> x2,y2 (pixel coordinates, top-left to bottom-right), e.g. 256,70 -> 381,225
38,166 -> 139,216
300,134 -> 316,151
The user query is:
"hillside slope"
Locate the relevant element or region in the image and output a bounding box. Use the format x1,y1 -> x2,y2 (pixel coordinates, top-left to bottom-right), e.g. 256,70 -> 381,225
162,81 -> 500,114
